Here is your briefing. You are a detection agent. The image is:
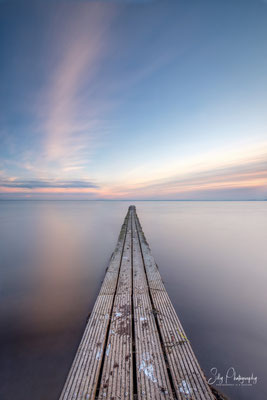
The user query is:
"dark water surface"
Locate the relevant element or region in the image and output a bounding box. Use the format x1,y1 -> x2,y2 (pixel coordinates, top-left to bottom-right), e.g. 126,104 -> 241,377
0,201 -> 266,400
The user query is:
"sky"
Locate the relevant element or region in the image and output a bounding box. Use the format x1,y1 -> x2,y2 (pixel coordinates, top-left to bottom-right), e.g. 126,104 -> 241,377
0,0 -> 267,200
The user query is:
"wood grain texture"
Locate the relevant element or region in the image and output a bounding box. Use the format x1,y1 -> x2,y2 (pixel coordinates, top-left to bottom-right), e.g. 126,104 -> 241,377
98,212 -> 133,400
60,206 -> 215,400
134,210 -> 214,400
132,213 -> 174,400
59,211 -> 129,400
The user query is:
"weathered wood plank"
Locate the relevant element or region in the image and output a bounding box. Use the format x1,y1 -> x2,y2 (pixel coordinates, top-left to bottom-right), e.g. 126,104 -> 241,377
60,206 -> 215,400
97,210 -> 133,400
134,210 -> 214,400
59,211 -> 129,400
132,212 -> 175,400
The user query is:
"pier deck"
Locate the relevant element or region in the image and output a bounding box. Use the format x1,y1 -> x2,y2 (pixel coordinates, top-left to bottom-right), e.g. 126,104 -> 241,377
60,206 -> 214,400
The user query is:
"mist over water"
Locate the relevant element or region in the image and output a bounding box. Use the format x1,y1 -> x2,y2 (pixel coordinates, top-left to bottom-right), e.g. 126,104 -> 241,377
0,201 -> 266,399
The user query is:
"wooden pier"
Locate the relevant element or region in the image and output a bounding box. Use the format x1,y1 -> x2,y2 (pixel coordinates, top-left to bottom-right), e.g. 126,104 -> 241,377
60,206 -> 215,400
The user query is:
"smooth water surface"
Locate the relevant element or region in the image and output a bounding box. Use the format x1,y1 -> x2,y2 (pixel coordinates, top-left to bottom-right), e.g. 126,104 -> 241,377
0,201 -> 266,399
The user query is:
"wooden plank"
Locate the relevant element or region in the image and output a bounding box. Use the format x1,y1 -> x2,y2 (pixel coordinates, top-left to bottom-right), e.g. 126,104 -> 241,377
134,210 -> 214,400
97,209 -> 133,400
132,211 -> 175,400
59,211 -> 129,400
60,206 -> 215,400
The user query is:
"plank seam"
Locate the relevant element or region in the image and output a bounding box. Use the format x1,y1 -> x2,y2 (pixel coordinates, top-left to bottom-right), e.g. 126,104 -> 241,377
130,209 -> 138,399
133,211 -> 178,400
135,212 -> 214,399
94,211 -> 130,399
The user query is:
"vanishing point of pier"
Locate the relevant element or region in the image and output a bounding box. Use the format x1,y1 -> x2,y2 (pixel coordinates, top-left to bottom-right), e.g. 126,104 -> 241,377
60,206 -> 215,400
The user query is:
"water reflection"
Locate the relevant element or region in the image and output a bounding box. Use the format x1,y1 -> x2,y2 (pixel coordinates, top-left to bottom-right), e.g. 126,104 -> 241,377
0,201 -> 266,399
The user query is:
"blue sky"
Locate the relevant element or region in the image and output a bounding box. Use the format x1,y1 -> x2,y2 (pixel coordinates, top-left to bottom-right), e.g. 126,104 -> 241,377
0,0 -> 266,199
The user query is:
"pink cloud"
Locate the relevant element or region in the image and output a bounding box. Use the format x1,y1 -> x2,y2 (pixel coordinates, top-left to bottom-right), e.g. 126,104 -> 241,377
32,5 -> 117,177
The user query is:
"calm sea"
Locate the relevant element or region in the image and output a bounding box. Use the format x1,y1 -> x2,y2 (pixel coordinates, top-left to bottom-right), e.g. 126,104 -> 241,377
0,201 -> 266,399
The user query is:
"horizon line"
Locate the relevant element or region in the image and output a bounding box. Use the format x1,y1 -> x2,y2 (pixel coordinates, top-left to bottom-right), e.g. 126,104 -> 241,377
0,199 -> 266,202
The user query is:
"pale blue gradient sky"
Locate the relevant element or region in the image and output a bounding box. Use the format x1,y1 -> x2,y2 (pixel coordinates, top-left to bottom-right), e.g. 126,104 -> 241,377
0,0 -> 266,199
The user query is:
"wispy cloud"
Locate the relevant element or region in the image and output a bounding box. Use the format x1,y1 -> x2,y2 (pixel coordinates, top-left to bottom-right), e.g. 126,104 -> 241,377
18,3 -> 179,182
100,143 -> 267,199
28,5 -> 117,178
1,1 -> 267,200
0,179 -> 98,189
